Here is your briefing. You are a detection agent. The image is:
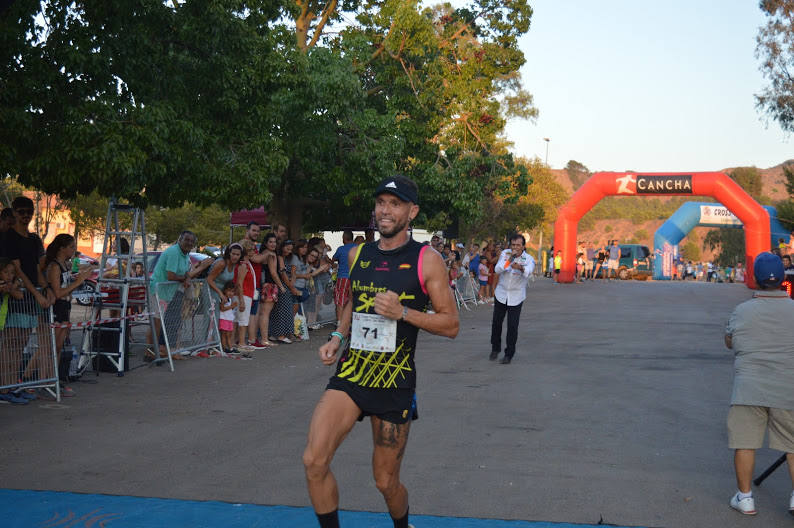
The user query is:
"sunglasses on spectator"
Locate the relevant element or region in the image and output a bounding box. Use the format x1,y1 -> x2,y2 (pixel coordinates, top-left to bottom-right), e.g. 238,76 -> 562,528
284,240 -> 293,245
15,208 -> 34,215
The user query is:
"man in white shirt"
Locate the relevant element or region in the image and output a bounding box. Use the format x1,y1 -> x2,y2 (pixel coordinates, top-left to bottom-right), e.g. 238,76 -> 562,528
489,234 -> 535,364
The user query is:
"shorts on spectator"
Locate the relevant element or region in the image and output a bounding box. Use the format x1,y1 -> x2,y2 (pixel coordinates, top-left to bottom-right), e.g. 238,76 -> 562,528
727,404 -> 794,451
218,319 -> 234,332
6,312 -> 39,329
585,261 -> 593,270
149,295 -> 169,319
235,295 -> 253,326
261,283 -> 278,302
607,259 -> 619,270
334,278 -> 351,307
478,279 -> 488,287
53,300 -> 71,323
293,287 -> 310,304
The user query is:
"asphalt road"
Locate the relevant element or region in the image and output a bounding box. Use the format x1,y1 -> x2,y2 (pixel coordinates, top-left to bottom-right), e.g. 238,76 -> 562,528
1,278 -> 792,527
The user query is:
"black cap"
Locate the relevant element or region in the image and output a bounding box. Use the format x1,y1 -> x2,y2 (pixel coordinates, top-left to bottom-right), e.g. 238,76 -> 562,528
373,175 -> 418,204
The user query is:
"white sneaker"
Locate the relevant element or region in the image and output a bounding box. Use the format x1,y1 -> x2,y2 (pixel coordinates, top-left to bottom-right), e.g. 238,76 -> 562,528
730,492 -> 757,515
789,490 -> 794,514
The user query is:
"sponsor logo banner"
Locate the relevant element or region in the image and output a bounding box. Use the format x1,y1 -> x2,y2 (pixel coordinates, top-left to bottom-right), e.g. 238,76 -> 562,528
635,175 -> 693,194
699,205 -> 742,226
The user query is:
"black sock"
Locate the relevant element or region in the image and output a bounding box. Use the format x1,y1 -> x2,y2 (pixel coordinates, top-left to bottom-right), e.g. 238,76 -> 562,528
391,506 -> 409,528
316,509 -> 340,528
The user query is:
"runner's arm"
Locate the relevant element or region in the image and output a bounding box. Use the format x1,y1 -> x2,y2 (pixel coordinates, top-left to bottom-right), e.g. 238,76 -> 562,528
373,246 -> 458,338
318,246 -> 357,365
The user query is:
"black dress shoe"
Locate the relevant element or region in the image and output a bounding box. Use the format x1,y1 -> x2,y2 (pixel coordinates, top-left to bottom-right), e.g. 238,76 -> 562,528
499,356 -> 512,364
489,351 -> 499,361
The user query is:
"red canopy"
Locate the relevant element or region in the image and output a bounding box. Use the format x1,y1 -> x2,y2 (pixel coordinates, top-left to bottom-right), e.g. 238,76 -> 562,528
230,207 -> 269,227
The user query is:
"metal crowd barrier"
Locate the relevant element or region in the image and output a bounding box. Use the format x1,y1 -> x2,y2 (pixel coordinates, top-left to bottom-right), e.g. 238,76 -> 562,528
154,280 -> 221,361
0,288 -> 60,401
302,277 -> 337,329
454,270 -> 479,311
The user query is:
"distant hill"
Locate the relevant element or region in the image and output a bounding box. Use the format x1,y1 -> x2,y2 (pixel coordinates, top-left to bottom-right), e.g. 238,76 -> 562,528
544,161 -> 793,261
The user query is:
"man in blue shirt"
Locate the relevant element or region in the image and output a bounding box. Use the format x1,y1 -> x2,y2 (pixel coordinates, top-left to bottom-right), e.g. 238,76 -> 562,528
147,231 -> 214,359
332,230 -> 357,322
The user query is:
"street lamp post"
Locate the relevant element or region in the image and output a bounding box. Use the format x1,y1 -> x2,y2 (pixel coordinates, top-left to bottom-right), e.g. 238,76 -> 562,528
543,137 -> 550,166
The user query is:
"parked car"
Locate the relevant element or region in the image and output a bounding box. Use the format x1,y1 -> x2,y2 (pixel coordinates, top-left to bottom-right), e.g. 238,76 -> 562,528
202,246 -> 222,257
593,244 -> 653,280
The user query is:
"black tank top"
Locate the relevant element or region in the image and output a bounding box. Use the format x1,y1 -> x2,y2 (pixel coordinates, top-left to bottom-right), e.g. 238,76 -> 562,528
333,238 -> 430,389
51,260 -> 72,305
262,253 -> 275,284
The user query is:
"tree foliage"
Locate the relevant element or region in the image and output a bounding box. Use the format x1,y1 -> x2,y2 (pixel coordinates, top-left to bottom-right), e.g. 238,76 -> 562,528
776,163 -> 794,230
565,160 -> 590,191
704,228 -> 745,266
61,191 -> 109,240
581,196 -> 696,226
1,0 -> 289,208
2,0 -> 538,237
756,0 -> 794,132
729,166 -> 763,202
680,239 -> 701,261
146,203 -> 230,248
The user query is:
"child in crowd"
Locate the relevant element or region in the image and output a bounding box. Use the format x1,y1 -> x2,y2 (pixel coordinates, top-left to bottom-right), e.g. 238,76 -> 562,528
477,255 -> 490,303
0,258 -> 29,404
576,252 -> 585,283
218,281 -> 238,354
45,234 -> 92,397
234,241 -> 256,351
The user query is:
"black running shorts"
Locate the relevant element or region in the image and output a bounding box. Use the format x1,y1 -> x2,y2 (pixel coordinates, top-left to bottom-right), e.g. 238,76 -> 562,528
326,376 -> 418,424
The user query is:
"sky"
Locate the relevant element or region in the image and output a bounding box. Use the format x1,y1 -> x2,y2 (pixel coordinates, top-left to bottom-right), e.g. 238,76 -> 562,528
503,0 -> 793,172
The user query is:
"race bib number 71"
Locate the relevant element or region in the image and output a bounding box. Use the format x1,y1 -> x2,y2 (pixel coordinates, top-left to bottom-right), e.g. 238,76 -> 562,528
350,312 -> 397,353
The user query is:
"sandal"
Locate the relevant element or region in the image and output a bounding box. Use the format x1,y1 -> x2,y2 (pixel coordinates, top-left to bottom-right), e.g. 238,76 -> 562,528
263,340 -> 278,347
278,337 -> 292,344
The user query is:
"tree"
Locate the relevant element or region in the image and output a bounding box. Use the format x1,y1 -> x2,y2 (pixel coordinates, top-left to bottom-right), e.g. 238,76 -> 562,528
1,0 -> 289,209
704,228 -> 744,266
756,0 -> 794,132
776,163 -> 794,230
460,157 -> 567,242
730,167 -> 763,202
0,176 -> 28,208
62,191 -> 110,240
2,1 -> 538,238
279,0 -> 538,235
680,239 -> 700,261
146,203 -> 230,249
565,160 -> 590,191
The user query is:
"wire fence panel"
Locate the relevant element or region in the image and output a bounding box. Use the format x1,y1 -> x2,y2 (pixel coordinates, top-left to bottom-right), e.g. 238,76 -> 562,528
154,280 -> 221,359
455,271 -> 479,310
303,278 -> 337,328
0,288 -> 59,400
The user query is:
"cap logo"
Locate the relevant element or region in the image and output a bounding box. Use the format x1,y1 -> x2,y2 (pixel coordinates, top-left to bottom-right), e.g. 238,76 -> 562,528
385,181 -> 397,189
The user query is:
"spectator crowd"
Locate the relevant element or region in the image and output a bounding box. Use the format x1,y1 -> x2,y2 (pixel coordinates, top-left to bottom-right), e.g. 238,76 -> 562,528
2,190 -> 792,405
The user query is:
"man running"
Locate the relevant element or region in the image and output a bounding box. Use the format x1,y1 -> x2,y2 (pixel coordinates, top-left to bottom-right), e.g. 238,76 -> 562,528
303,175 -> 459,528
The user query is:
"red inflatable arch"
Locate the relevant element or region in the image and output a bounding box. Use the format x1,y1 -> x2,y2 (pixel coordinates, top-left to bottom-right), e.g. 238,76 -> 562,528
553,172 -> 771,288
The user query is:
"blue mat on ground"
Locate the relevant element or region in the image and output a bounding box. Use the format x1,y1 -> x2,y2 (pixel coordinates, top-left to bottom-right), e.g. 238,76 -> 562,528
0,489 -> 647,528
